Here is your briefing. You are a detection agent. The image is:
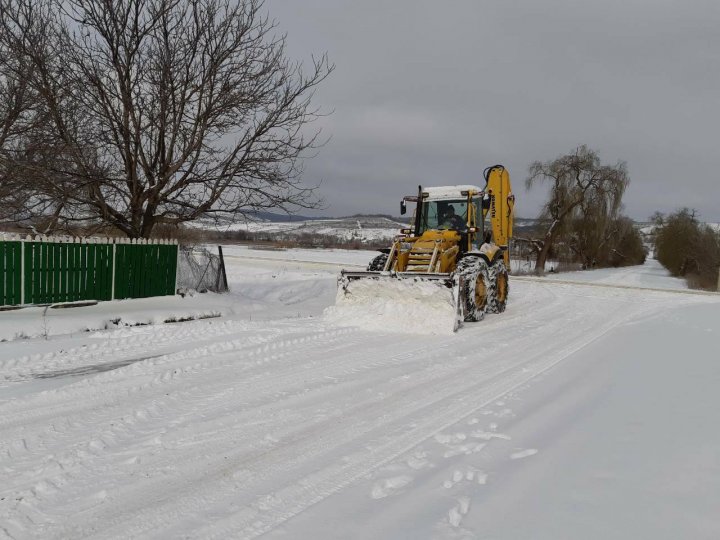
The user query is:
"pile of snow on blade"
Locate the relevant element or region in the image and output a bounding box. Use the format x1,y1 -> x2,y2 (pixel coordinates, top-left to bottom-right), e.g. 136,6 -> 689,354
324,277 -> 457,335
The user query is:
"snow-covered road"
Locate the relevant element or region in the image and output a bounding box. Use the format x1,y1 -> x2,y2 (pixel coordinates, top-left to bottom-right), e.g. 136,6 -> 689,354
1,252 -> 719,539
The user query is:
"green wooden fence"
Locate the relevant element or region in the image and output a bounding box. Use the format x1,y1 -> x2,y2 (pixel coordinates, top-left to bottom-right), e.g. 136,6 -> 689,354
0,234 -> 178,307
0,240 -> 22,306
114,241 -> 178,300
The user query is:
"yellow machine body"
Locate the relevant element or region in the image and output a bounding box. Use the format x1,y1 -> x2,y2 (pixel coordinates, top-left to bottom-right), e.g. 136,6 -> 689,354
338,165 -> 515,331
484,166 -> 515,267
385,230 -> 461,274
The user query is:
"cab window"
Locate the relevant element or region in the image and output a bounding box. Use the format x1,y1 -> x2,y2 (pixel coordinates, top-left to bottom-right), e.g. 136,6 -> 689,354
419,200 -> 469,233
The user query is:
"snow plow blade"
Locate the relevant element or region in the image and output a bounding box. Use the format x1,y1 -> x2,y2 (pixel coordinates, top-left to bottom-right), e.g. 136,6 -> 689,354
324,270 -> 463,334
340,270 -> 456,282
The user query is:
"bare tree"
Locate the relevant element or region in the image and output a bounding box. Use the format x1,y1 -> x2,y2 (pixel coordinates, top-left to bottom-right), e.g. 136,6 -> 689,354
1,0 -> 332,238
0,2 -> 41,226
524,145 -> 629,273
0,72 -> 33,225
0,0 -> 92,234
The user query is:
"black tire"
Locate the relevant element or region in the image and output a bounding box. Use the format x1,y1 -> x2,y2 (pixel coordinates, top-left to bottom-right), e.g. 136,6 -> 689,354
487,260 -> 509,314
367,253 -> 389,271
455,257 -> 490,322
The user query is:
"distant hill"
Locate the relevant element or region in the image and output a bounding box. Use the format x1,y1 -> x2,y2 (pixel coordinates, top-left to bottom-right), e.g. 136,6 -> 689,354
190,214 -> 409,245
245,211 -> 409,223
244,211 -> 315,223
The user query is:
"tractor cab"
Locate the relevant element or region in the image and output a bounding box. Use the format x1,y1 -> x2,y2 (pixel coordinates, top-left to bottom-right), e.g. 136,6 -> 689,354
410,185 -> 486,253
420,199 -> 469,232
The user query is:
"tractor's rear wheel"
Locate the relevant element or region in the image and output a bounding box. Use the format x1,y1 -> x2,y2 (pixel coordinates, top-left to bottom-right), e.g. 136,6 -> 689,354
455,257 -> 490,322
367,253 -> 389,271
487,260 -> 509,313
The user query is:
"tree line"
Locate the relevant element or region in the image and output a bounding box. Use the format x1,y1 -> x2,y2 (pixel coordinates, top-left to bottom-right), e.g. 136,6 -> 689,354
653,209 -> 720,290
523,146 -> 719,289
0,0 -> 332,238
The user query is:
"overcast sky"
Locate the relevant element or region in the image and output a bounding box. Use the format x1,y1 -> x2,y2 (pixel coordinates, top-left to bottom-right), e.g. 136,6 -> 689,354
269,0 -> 720,221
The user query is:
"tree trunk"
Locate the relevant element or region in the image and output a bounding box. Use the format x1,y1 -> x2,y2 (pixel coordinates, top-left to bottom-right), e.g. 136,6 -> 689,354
534,220 -> 560,274
535,241 -> 551,274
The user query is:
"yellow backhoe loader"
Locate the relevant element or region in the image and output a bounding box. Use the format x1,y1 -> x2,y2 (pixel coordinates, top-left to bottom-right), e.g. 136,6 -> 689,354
336,165 -> 515,332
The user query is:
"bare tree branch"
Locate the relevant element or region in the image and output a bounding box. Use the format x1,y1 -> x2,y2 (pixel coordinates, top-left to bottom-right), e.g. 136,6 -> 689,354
1,0 -> 333,238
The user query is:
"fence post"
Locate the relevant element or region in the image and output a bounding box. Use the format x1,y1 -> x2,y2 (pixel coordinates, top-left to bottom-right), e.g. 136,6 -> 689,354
217,245 -> 228,291
174,240 -> 178,294
717,266 -> 720,293
111,239 -> 116,301
20,236 -> 25,305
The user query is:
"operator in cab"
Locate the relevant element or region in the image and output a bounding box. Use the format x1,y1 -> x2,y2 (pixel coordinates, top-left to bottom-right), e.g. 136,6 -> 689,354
441,205 -> 465,229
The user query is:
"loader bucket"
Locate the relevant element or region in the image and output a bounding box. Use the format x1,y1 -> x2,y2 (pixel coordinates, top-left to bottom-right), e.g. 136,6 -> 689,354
323,271 -> 463,334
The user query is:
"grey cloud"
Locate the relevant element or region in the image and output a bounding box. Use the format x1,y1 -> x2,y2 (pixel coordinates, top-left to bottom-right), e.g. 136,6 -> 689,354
271,0 -> 720,221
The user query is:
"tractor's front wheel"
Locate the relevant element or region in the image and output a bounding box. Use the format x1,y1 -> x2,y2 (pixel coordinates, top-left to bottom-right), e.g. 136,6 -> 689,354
455,257 -> 490,322
487,261 -> 509,313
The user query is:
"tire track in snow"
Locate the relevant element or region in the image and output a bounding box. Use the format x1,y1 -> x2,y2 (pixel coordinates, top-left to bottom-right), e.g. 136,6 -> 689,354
1,283 -> 561,538
1,334 -> 450,536
0,318 -> 277,382
198,286 -> 655,539
0,325 -> 358,458
5,311 -> 469,522
205,287 -> 718,538
5,281 -> 709,539
3,278 -> 558,471
63,283 -> 645,539
1,325 -> 370,535
4,280 -> 580,536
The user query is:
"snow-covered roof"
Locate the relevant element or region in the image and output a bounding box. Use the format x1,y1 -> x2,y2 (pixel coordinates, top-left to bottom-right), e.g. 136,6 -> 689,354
423,185 -> 483,201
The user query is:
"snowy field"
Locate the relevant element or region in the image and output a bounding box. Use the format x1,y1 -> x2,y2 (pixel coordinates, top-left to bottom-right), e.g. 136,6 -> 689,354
1,249 -> 719,539
193,216 -> 406,243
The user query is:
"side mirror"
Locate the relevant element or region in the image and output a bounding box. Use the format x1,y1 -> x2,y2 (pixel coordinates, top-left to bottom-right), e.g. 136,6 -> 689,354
482,194 -> 492,210
400,200 -> 407,215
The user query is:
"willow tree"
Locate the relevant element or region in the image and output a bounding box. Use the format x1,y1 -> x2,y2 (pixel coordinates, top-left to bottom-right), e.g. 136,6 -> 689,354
1,0 -> 332,238
525,145 -> 629,272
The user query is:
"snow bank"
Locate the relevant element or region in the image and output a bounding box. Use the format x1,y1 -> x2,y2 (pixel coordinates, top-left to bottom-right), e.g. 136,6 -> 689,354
543,258 -> 688,290
0,295 -> 224,342
324,277 -> 458,335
